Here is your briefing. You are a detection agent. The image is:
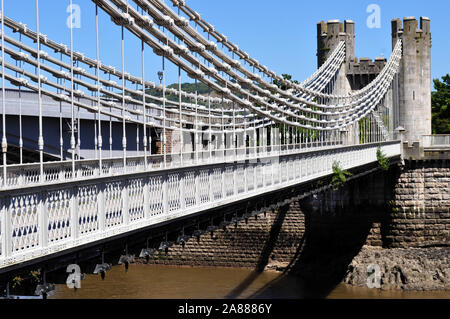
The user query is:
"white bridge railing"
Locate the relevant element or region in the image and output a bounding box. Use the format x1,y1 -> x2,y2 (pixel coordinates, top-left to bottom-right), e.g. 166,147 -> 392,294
0,141 -> 350,191
0,141 -> 401,270
421,135 -> 450,148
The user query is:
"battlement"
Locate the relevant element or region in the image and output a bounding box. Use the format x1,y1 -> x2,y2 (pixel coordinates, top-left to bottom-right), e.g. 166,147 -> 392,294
317,19 -> 355,68
347,57 -> 387,76
392,16 -> 430,33
391,16 -> 431,62
392,16 -> 431,40
319,19 -> 387,78
317,19 -> 354,37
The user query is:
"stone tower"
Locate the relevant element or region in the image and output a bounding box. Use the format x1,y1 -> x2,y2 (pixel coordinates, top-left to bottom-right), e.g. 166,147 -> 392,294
317,19 -> 355,67
392,17 -> 432,142
317,20 -> 355,95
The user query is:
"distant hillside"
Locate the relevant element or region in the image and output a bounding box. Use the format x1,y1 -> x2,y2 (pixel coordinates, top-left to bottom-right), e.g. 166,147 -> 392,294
129,81 -> 253,104
167,82 -> 213,95
141,82 -> 216,105
147,82 -> 212,98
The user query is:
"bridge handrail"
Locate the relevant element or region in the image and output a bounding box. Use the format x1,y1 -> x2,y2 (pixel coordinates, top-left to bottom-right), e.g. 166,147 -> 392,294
421,135 -> 450,148
0,140 -> 401,193
0,141 -> 401,271
111,0 -> 403,127
1,20 -> 339,132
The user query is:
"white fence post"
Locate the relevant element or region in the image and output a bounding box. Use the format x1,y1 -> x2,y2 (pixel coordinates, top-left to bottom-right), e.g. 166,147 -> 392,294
71,187 -> 79,241
123,179 -> 129,226
1,196 -> 9,258
221,166 -> 226,199
39,191 -> 48,250
144,177 -> 150,220
195,170 -> 200,206
180,171 -> 186,210
98,182 -> 105,232
163,173 -> 168,216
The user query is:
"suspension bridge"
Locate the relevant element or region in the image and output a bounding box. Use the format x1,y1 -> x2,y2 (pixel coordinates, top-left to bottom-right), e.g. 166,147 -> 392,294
0,0 -> 433,281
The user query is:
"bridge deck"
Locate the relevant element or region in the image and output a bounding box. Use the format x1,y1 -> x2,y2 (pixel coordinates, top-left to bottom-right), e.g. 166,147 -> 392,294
0,141 -> 401,271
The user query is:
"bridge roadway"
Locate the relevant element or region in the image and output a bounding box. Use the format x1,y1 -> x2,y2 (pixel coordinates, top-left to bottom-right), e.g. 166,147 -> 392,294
0,140 -> 401,273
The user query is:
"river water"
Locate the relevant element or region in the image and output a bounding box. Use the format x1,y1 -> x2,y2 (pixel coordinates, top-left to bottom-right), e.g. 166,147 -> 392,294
50,264 -> 449,299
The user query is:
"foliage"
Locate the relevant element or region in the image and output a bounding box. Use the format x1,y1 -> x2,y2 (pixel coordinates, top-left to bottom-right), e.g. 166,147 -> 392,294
431,74 -> 450,134
359,117 -> 371,144
12,276 -> 23,289
273,74 -> 299,91
125,81 -> 215,107
389,200 -> 400,214
167,82 -> 213,95
376,146 -> 390,171
331,161 -> 352,191
30,269 -> 41,283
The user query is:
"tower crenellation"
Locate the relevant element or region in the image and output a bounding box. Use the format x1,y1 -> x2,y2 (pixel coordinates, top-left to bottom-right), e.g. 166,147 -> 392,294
317,20 -> 355,68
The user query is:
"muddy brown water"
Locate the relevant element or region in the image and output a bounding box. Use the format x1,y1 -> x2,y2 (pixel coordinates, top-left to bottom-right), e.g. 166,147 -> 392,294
49,264 -> 450,299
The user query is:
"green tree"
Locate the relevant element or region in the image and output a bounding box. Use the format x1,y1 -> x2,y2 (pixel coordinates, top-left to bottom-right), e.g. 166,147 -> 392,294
273,74 -> 299,91
431,74 -> 450,134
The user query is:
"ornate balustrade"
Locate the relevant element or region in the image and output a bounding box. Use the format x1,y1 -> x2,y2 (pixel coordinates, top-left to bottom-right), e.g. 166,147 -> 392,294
0,140 -> 401,270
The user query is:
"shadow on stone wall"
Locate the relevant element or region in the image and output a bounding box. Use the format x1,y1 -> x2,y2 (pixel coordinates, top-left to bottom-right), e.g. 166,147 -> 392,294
247,209 -> 375,298
225,206 -> 291,298
239,171 -> 396,298
284,204 -> 374,297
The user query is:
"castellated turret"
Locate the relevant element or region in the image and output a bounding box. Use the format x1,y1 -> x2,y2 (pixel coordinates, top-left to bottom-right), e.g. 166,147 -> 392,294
317,20 -> 355,95
317,20 -> 355,68
392,17 -> 432,142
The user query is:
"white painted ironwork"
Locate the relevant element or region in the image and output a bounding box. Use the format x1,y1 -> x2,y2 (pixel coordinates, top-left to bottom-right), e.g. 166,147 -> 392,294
0,1 -> 404,271
0,141 -> 401,269
421,135 -> 450,148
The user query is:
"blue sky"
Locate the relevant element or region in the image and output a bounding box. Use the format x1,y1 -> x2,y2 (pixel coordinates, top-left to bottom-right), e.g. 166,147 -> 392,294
2,0 -> 449,87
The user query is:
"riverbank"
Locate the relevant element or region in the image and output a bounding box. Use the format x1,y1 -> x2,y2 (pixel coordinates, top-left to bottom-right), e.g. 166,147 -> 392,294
343,247 -> 449,291
263,247 -> 450,291
136,246 -> 450,293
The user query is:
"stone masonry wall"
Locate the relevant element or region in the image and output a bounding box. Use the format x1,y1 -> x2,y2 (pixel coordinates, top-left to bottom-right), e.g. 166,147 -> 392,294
156,129 -> 174,155
148,204 -> 306,269
387,160 -> 450,247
